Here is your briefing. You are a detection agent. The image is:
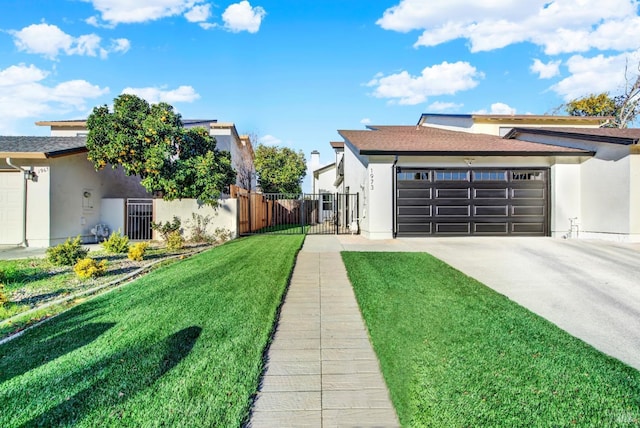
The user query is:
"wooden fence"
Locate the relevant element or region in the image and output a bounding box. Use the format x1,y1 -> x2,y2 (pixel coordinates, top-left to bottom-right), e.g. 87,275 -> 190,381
231,186 -> 358,235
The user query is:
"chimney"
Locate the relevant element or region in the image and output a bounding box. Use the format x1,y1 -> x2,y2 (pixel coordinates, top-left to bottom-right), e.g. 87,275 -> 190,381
310,150 -> 320,166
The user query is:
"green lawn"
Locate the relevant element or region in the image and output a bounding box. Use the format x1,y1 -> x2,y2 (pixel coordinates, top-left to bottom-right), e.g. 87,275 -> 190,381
0,235 -> 304,427
342,251 -> 640,427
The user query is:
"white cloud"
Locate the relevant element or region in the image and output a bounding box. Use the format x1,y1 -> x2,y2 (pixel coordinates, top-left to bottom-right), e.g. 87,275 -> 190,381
427,101 -> 463,111
258,134 -> 282,146
473,102 -> 517,115
83,0 -> 208,25
360,118 -> 371,125
121,85 -> 200,104
185,3 -> 211,22
530,59 -> 561,79
367,61 -> 482,105
110,38 -> 131,54
551,50 -> 640,100
377,0 -> 640,54
10,23 -> 130,59
222,1 -> 266,33
0,63 -> 109,132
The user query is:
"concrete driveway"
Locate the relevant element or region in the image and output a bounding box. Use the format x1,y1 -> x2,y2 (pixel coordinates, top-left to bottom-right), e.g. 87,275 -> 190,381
336,235 -> 640,371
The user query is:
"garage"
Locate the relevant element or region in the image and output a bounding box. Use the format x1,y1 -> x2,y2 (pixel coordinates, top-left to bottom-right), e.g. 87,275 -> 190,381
395,168 -> 549,237
0,171 -> 23,244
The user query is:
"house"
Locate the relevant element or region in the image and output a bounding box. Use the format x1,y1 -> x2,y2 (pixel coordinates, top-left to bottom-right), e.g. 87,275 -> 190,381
36,119 -> 256,191
332,113 -> 640,241
0,119 -> 255,247
0,136 -> 149,247
311,143 -> 348,222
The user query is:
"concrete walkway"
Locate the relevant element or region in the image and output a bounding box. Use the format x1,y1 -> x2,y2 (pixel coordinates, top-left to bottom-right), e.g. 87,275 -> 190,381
248,236 -> 400,428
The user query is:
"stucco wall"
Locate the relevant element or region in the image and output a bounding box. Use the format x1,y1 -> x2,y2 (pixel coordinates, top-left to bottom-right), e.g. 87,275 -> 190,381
153,198 -> 238,240
100,198 -> 126,237
99,165 -> 151,198
364,157 -> 395,239
630,154 -> 640,238
49,154 -> 105,244
550,161 -> 581,238
342,142 -> 369,236
0,159 -> 52,247
314,165 -> 337,194
26,163 -> 52,246
514,132 -> 636,241
580,156 -> 631,237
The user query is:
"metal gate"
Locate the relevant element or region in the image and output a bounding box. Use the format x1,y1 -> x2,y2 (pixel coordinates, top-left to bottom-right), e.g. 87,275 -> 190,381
238,193 -> 359,235
126,198 -> 153,240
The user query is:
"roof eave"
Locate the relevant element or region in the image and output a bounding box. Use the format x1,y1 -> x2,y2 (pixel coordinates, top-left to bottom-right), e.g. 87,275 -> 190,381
359,150 -> 594,157
506,127 -> 639,145
0,152 -> 48,159
35,120 -> 87,127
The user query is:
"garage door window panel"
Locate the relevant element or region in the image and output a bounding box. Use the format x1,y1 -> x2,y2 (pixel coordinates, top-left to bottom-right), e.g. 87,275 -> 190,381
435,171 -> 469,181
512,171 -> 545,181
473,171 -> 507,181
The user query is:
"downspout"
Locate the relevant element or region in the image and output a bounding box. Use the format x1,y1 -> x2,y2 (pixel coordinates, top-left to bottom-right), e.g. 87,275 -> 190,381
6,158 -> 29,247
392,156 -> 398,238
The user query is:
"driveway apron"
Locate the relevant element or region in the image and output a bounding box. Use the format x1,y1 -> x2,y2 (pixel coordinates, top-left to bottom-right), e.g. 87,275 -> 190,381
248,235 -> 400,428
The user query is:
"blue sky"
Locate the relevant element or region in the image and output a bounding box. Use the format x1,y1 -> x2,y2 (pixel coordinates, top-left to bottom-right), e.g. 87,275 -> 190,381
2,0 -> 640,189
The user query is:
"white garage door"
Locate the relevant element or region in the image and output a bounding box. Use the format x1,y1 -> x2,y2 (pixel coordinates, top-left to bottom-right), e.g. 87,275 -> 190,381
0,172 -> 23,244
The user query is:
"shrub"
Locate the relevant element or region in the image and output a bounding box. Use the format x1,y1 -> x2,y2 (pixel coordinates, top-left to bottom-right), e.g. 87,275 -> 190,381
73,258 -> 108,279
0,283 -> 8,307
187,213 -> 213,243
102,230 -> 130,254
166,231 -> 184,250
151,216 -> 181,242
128,242 -> 150,261
213,227 -> 232,244
46,236 -> 89,266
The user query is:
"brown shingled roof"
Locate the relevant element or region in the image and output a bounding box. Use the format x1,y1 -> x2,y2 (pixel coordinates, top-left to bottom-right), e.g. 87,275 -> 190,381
330,141 -> 344,149
338,126 -> 592,156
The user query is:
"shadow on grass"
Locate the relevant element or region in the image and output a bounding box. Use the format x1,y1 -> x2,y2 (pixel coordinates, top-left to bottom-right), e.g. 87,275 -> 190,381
0,322 -> 116,383
22,326 -> 201,427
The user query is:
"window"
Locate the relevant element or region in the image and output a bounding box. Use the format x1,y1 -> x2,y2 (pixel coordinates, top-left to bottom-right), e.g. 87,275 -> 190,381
435,171 -> 469,181
322,193 -> 333,211
512,171 -> 544,181
473,171 -> 507,181
398,171 -> 429,181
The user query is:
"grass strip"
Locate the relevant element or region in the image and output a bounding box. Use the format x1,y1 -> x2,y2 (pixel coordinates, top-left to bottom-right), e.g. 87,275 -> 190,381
342,251 -> 640,427
0,235 -> 304,427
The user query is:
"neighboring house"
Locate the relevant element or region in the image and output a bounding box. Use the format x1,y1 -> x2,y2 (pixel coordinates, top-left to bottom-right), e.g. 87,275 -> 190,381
331,113 -> 640,241
0,136 -> 149,247
311,143 -> 347,222
36,119 -> 256,191
0,118 -> 255,247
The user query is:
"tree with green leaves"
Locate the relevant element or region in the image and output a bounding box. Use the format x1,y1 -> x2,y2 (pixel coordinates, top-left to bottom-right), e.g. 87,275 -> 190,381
565,93 -> 619,118
254,145 -> 306,194
86,94 -> 235,205
564,62 -> 640,128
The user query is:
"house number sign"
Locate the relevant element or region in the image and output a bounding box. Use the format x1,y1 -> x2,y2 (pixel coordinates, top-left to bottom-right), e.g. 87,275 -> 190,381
369,167 -> 374,190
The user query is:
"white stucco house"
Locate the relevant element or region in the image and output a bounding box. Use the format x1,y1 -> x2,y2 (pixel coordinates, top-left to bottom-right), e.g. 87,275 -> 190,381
330,113 -> 640,242
36,119 -> 256,191
0,119 -> 255,247
0,136 -> 149,247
